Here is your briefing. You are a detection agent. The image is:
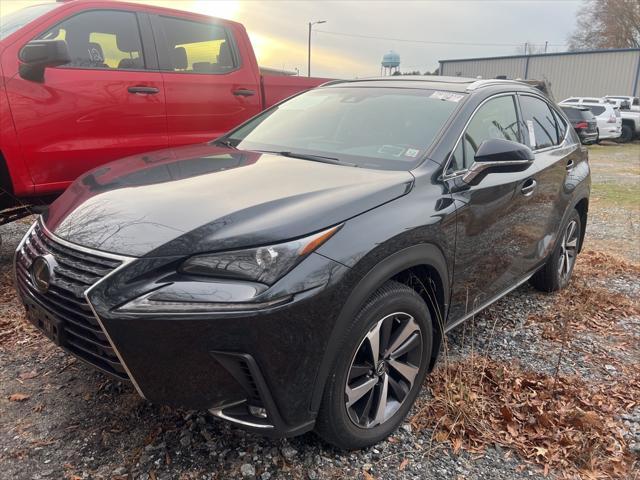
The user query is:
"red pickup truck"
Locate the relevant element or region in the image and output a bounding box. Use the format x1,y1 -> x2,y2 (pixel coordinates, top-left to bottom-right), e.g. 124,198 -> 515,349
0,0 -> 328,220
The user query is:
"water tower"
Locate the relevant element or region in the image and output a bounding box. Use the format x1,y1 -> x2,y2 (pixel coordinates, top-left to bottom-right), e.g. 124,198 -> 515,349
381,51 -> 400,76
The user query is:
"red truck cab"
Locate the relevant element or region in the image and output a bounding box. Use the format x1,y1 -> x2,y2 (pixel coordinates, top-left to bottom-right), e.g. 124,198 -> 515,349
0,0 -> 328,212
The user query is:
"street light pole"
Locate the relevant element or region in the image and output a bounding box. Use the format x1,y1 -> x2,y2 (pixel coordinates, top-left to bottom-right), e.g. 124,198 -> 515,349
308,20 -> 326,77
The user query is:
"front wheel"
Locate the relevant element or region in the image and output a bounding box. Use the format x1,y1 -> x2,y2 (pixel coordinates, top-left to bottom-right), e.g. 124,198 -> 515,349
530,209 -> 582,292
315,281 -> 433,449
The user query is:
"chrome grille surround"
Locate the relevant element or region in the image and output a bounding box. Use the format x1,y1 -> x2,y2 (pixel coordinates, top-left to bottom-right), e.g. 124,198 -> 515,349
14,219 -> 141,392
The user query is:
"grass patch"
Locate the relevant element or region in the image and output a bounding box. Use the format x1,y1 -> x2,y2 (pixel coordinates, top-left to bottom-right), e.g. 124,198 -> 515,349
591,182 -> 640,210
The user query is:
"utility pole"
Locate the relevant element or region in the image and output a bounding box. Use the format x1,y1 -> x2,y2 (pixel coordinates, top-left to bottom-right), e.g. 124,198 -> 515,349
308,20 -> 326,77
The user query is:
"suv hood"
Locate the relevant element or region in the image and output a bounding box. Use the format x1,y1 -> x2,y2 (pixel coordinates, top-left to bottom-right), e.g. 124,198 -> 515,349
44,144 -> 414,257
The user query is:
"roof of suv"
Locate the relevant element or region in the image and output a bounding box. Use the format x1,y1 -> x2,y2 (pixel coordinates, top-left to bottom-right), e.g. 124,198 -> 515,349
323,76 -> 533,93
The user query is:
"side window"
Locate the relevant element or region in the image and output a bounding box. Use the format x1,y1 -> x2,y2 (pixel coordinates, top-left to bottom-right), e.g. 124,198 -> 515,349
551,108 -> 567,144
519,95 -> 559,150
40,10 -> 145,70
448,95 -> 520,173
159,17 -> 237,74
634,98 -> 639,106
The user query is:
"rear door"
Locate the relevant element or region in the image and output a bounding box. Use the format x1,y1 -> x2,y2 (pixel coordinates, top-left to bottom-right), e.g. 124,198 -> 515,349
446,94 -> 536,322
150,14 -> 262,146
4,8 -> 168,194
514,94 -> 575,273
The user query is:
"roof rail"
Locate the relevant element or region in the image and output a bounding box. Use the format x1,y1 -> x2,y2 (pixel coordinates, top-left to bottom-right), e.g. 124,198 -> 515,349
465,79 -> 526,91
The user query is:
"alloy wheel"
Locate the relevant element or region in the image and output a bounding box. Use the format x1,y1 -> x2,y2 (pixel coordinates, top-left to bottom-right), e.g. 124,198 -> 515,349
558,219 -> 579,281
345,312 -> 423,428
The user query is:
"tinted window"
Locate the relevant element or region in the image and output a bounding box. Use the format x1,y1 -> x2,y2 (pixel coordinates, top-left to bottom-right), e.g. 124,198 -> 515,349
634,98 -> 639,106
40,11 -> 145,70
448,95 -> 520,172
228,87 -> 461,171
561,107 -> 582,121
160,17 -> 236,73
552,108 -> 567,143
519,95 -> 558,150
589,105 -> 606,116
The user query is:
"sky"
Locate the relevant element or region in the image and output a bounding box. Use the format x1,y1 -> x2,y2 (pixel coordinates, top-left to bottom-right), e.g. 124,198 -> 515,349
0,0 -> 583,78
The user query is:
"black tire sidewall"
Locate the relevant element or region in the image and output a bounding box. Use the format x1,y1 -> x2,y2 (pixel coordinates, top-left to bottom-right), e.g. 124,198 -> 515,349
548,209 -> 582,290
317,282 -> 433,449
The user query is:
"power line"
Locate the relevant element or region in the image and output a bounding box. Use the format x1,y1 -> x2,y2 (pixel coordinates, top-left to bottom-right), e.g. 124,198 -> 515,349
314,29 -> 566,48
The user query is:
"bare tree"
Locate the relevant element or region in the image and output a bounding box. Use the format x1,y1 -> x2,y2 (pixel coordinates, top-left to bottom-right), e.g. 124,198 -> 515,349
568,0 -> 640,50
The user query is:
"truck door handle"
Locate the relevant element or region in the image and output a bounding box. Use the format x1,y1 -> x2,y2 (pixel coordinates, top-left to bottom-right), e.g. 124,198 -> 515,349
233,88 -> 256,97
566,159 -> 575,171
128,86 -> 160,95
521,178 -> 537,196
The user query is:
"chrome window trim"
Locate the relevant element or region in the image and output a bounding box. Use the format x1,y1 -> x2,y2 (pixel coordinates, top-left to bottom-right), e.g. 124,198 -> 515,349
441,92 -> 518,180
21,218 -> 147,400
442,91 -> 572,181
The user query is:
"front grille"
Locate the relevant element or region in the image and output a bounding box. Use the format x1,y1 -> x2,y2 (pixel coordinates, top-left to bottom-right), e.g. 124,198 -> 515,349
15,222 -> 129,381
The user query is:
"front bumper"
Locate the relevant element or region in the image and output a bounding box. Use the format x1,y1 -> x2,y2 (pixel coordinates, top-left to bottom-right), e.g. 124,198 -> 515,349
15,220 -> 351,436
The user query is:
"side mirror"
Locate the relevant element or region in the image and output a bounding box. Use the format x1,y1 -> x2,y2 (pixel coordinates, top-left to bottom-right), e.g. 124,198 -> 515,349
19,40 -> 70,82
462,138 -> 534,185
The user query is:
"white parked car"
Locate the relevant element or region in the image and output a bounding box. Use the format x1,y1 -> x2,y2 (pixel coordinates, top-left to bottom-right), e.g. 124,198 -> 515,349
560,97 -> 622,142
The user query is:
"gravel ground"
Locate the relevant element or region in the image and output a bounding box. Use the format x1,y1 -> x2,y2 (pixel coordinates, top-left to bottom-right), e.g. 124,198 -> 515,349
1,143 -> 638,480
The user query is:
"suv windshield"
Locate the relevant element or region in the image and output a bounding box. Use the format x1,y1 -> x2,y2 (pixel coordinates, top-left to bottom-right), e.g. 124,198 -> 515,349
0,4 -> 60,40
225,87 -> 464,170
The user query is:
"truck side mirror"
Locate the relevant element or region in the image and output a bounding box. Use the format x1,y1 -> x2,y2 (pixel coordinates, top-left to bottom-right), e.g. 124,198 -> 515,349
19,40 -> 70,82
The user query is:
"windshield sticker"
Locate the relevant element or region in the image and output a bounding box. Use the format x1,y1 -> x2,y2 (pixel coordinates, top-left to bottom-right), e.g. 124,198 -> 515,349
430,91 -> 464,102
526,120 -> 536,148
378,145 -> 405,157
405,148 -> 420,158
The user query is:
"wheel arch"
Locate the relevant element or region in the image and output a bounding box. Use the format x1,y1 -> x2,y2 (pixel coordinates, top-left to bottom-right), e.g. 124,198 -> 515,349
0,150 -> 16,210
310,243 -> 449,414
574,196 -> 588,252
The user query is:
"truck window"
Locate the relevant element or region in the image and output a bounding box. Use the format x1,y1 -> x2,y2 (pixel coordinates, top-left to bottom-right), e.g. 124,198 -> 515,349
159,16 -> 237,74
39,10 -> 145,70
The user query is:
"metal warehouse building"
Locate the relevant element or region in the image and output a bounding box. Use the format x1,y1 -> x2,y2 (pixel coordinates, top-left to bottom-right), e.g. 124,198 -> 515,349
439,48 -> 640,101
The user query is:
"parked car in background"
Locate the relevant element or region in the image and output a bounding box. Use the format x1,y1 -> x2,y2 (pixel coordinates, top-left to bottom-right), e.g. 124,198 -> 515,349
560,106 -> 598,144
560,97 -> 624,142
15,77 -> 590,448
560,98 -> 622,142
0,0 -> 329,221
605,95 -> 640,112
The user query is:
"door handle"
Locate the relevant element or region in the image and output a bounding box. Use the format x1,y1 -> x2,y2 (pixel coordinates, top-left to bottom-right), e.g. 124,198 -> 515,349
566,159 -> 575,171
128,86 -> 160,95
233,88 -> 256,97
521,178 -> 537,196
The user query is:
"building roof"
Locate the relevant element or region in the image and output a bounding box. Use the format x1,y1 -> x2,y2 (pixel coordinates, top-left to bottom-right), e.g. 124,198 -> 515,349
439,47 -> 640,64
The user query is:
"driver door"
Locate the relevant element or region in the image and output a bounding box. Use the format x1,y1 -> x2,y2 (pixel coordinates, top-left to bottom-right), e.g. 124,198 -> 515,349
446,94 -> 536,323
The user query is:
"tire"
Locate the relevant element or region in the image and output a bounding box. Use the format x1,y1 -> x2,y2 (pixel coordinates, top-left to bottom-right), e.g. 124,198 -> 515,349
595,129 -> 600,144
529,209 -> 581,293
315,281 -> 433,449
619,124 -> 633,143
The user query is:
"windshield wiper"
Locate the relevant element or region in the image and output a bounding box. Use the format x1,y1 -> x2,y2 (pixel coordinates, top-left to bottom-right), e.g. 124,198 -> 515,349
258,150 -> 357,167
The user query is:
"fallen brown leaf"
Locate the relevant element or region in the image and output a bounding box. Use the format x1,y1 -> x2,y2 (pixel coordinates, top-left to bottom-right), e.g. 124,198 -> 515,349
9,393 -> 30,402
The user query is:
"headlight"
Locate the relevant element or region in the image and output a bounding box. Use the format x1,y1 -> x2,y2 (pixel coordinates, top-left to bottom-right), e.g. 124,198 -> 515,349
179,225 -> 341,285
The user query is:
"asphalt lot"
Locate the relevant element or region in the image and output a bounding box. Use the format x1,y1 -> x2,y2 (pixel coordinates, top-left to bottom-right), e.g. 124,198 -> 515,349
0,142 -> 638,480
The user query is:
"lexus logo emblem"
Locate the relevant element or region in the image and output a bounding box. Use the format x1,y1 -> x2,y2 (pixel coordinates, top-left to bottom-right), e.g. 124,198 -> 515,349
30,255 -> 56,294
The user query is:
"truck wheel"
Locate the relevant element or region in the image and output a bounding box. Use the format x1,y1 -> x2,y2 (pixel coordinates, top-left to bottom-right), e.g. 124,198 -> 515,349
619,124 -> 633,143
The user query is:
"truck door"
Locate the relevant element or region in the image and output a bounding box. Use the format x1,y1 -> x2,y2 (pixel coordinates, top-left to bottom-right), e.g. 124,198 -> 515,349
150,14 -> 262,146
3,9 -> 168,194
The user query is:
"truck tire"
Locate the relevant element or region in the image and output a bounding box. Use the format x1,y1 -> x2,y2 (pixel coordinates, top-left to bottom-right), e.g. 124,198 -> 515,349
619,124 -> 633,143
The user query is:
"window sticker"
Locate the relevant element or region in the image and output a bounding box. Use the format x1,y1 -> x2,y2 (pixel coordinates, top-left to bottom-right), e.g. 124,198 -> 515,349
430,91 -> 464,102
405,148 -> 420,158
526,120 -> 536,148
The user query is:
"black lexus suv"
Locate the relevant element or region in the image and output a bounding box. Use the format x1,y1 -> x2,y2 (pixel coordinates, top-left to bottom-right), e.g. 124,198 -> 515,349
15,76 -> 590,449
